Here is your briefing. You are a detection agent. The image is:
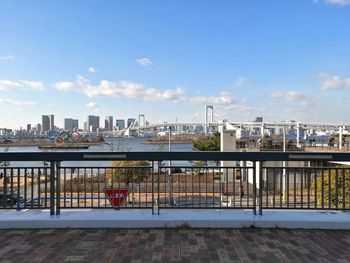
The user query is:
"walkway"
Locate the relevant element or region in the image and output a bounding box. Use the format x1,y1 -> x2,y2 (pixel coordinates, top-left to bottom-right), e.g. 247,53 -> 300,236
0,228 -> 349,262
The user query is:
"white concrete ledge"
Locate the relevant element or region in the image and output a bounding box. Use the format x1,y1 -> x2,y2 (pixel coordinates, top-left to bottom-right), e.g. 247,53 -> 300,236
0,209 -> 349,229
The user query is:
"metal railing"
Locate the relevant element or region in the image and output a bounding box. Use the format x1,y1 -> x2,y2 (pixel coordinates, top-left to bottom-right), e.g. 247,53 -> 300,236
0,151 -> 349,215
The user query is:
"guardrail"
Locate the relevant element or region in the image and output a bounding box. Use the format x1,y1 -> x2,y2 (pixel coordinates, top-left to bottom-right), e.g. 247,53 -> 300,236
0,152 -> 349,215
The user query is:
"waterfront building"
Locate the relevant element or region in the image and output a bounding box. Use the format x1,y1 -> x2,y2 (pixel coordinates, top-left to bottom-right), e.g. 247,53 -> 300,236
116,119 -> 125,130
41,115 -> 50,133
87,115 -> 100,132
104,116 -> 113,131
64,118 -> 79,131
83,121 -> 88,132
49,115 -> 54,131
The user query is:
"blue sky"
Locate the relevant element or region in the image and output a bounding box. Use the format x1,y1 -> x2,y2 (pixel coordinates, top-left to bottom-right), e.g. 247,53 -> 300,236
1,0 -> 350,129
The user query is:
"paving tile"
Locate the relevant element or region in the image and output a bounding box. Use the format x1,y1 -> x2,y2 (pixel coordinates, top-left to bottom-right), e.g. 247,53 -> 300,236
0,229 -> 349,263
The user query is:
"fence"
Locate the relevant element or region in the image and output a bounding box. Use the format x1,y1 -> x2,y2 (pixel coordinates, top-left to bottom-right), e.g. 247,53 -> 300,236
0,152 -> 349,215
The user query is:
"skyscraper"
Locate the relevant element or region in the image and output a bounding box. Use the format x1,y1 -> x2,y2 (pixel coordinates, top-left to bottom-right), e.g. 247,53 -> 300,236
49,115 -> 54,131
87,115 -> 100,132
104,116 -> 113,131
64,118 -> 79,131
41,115 -> 50,132
72,119 -> 78,131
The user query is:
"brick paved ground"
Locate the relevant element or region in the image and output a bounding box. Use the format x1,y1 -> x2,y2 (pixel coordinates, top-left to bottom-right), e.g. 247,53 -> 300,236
0,229 -> 349,262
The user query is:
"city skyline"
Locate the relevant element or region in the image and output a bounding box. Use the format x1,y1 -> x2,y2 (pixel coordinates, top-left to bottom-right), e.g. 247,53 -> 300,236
1,1 -> 350,129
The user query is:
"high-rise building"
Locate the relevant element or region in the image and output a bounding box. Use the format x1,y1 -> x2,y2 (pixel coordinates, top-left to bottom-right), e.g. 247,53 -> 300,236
41,115 -> 50,132
104,116 -> 113,131
87,115 -> 100,132
72,119 -> 78,131
42,114 -> 55,132
36,123 -> 41,132
127,118 -> 136,128
64,118 -> 79,131
49,115 -> 54,131
26,124 -> 31,132
84,121 -> 88,132
116,119 -> 125,130
108,116 -> 113,131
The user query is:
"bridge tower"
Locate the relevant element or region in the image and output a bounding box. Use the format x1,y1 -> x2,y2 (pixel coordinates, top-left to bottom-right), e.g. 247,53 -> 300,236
137,114 -> 145,137
204,105 -> 214,135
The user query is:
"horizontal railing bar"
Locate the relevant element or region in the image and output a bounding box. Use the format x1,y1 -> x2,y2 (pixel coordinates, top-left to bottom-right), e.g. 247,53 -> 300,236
263,166 -> 350,169
157,207 -> 254,209
1,151 -> 349,161
59,207 -> 152,210
60,166 -> 153,169
260,207 -> 350,211
0,167 -> 51,169
159,166 -> 254,169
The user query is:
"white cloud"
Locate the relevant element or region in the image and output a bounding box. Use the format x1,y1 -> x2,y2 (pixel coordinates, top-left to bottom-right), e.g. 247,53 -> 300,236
0,55 -> 14,61
86,101 -> 100,112
53,76 -> 249,110
53,81 -> 79,92
270,91 -> 308,101
20,81 -> 45,90
136,58 -> 152,66
318,73 -> 350,90
0,80 -> 23,90
0,80 -> 45,90
87,66 -> 96,73
0,98 -> 36,106
86,102 -> 98,108
234,77 -> 250,88
324,0 -> 350,6
189,91 -> 234,105
55,75 -> 186,102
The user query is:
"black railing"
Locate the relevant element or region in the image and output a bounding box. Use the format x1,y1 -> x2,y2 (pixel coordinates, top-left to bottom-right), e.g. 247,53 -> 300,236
0,151 -> 349,215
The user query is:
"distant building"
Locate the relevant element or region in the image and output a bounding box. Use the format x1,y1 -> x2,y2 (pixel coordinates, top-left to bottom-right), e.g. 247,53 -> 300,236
36,123 -> 41,133
42,114 -> 55,133
64,118 -> 79,131
127,118 -> 136,128
84,121 -> 88,132
42,115 -> 50,132
26,124 -> 31,132
72,119 -> 78,131
252,117 -> 263,136
87,115 -> 100,132
49,115 -> 54,131
105,116 -> 113,131
116,119 -> 125,130
254,117 -> 263,123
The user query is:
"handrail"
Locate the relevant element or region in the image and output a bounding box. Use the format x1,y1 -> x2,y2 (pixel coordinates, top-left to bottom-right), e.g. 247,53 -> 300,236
0,151 -> 350,161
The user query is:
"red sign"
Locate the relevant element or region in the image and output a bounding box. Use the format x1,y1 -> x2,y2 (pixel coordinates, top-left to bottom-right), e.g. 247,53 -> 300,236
105,188 -> 129,208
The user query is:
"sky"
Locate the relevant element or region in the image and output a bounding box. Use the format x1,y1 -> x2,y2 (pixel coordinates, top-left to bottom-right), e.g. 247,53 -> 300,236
1,0 -> 350,129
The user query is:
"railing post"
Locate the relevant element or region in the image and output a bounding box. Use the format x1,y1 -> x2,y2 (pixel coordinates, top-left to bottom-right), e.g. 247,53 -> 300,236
157,161 -> 161,215
50,161 -> 55,216
259,161 -> 263,215
253,161 -> 256,215
56,162 -> 61,215
17,168 -> 21,211
3,168 -> 7,204
151,161 -> 155,215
